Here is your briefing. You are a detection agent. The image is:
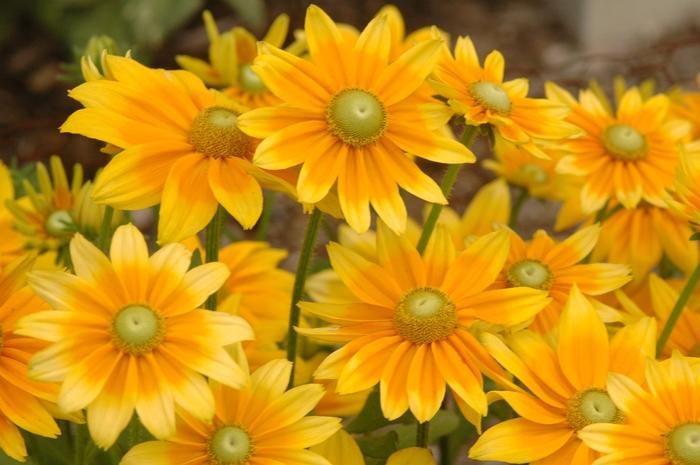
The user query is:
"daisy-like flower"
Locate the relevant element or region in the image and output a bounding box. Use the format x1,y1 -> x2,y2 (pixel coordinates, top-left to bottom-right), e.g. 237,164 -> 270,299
672,139 -> 700,226
376,4 -> 448,60
591,204 -> 697,281
431,37 -> 577,159
0,161 -> 25,265
176,11 -> 299,109
298,223 -> 550,424
121,359 -> 341,465
61,55 -> 296,243
579,352 -> 700,465
0,255 -> 62,461
546,82 -> 690,213
387,447 -> 437,465
237,5 -> 473,234
470,286 -> 656,465
16,224 -> 253,448
493,225 -> 631,333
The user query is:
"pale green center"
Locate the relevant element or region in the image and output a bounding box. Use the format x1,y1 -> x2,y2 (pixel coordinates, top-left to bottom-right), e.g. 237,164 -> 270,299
469,81 -> 512,114
112,305 -> 164,355
507,260 -> 552,290
189,106 -> 252,159
603,124 -> 647,161
394,288 -> 457,344
209,426 -> 252,465
238,64 -> 266,94
566,389 -> 621,431
516,163 -> 549,185
45,210 -> 75,236
667,423 -> 700,465
327,88 -> 387,147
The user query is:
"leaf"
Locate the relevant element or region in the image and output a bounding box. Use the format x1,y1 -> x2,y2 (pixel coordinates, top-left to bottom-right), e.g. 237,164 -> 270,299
357,431 -> 398,460
394,410 -> 460,449
346,390 -> 394,434
690,232 -> 700,241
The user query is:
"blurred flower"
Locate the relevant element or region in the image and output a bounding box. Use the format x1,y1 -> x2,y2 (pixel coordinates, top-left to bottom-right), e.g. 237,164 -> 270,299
387,447 -> 437,465
61,55 -> 296,243
310,429 -> 366,465
0,161 -> 25,265
238,5 -> 473,233
432,37 -> 578,158
298,223 -> 549,425
670,139 -> 700,227
547,82 -> 690,214
121,359 -> 341,465
472,287 -> 656,464
17,225 -> 253,448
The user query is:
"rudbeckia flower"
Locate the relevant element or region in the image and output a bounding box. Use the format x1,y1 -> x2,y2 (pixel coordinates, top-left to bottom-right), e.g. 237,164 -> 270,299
17,224 -> 253,448
470,286 -> 656,465
121,359 -> 341,465
580,353 -> 700,465
237,5 -> 474,234
298,223 -> 550,424
61,56 -> 295,243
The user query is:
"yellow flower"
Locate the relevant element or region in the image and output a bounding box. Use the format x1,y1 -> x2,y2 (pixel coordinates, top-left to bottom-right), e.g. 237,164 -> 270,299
0,255 -> 62,461
176,11 -> 297,109
237,5 -> 473,233
579,353 -> 700,465
377,4 -> 448,60
298,223 -> 550,424
431,36 -> 577,159
120,359 -> 341,465
493,225 -> 631,333
17,224 -> 253,448
0,161 -> 25,265
310,429 -> 365,465
647,274 -> 700,358
61,55 -> 296,243
470,286 -> 656,464
387,447 -> 437,465
671,75 -> 700,138
547,82 -> 690,213
672,139 -> 700,226
591,204 -> 697,281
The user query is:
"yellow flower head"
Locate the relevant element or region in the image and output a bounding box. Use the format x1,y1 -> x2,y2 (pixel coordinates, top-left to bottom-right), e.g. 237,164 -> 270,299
387,447 -> 437,465
0,161 -> 25,265
121,359 -> 341,465
671,74 -> 700,139
0,255 -> 61,461
580,353 -> 700,465
672,139 -> 700,227
493,225 -> 631,333
547,82 -> 691,213
431,36 -> 577,159
298,223 -> 550,424
61,55 -> 296,243
237,5 -> 474,234
471,286 -> 656,464
17,224 -> 254,448
176,11 -> 297,109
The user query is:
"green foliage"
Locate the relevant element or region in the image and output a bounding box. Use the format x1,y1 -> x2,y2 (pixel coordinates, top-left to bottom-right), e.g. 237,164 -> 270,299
222,0 -> 266,31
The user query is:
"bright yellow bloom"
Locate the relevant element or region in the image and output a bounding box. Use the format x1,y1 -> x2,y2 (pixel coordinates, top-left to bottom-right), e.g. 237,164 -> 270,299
591,204 -> 697,281
176,11 -> 298,109
0,161 -> 24,265
121,359 -> 341,465
17,224 -> 253,448
547,82 -> 690,213
471,286 -> 656,465
672,139 -> 700,226
431,37 -> 577,159
298,223 -> 550,424
671,75 -> 700,139
61,55 -> 296,243
238,5 -> 473,233
377,4 -> 448,60
493,225 -> 631,333
579,353 -> 700,465
387,447 -> 437,465
0,255 -> 62,461
310,429 -> 365,465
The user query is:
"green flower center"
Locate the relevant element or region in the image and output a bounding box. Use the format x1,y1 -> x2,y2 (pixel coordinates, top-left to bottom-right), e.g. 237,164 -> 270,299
209,425 -> 253,465
189,106 -> 252,159
111,305 -> 164,355
602,124 -> 647,161
667,423 -> 700,465
394,287 -> 457,344
326,88 -> 387,147
45,210 -> 75,236
469,81 -> 512,114
238,64 -> 266,94
566,389 -> 622,431
515,163 -> 549,185
506,259 -> 553,290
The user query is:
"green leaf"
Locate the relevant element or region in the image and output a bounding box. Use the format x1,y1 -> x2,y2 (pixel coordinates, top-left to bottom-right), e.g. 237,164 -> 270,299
394,410 -> 460,449
346,390 -> 393,434
690,232 -> 700,241
356,430 -> 398,460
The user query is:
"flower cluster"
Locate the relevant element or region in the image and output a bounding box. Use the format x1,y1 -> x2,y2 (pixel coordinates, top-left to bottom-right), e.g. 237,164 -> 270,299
3,4 -> 700,465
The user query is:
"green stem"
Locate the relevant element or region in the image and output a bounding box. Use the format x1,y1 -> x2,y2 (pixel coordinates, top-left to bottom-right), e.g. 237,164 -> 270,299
286,207 -> 323,388
255,192 -> 277,241
416,125 -> 478,254
204,206 -> 224,311
508,186 -> 528,228
97,206 -> 114,251
416,421 -> 430,448
656,262 -> 700,357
